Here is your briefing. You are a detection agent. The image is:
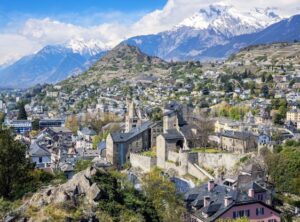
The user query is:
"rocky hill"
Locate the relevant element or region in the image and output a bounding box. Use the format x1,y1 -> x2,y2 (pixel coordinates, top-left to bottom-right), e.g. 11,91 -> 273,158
4,166 -> 184,222
231,42 -> 300,63
60,43 -> 170,89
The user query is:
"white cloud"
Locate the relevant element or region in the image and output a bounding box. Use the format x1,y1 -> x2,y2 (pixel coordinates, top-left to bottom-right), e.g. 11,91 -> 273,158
0,0 -> 299,65
0,34 -> 41,65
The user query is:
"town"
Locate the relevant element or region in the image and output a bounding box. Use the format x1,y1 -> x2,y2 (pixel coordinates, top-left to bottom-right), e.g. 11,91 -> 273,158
0,42 -> 299,221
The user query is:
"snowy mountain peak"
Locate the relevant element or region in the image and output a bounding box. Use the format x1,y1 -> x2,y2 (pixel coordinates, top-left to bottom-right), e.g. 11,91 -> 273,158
177,4 -> 281,37
66,38 -> 107,56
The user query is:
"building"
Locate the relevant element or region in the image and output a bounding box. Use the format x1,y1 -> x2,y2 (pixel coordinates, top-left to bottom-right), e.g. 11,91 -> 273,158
5,120 -> 32,134
106,121 -> 160,168
184,180 -> 281,222
39,119 -> 65,129
77,127 -> 97,141
125,101 -> 143,132
219,131 -> 257,154
106,101 -> 162,168
214,119 -> 241,133
28,142 -> 52,168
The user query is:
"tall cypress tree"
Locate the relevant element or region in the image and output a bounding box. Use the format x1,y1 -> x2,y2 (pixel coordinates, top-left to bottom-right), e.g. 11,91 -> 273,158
17,102 -> 27,120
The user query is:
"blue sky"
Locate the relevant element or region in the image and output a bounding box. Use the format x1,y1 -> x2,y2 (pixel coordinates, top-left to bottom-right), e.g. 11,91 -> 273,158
0,0 -> 298,65
0,0 -> 167,27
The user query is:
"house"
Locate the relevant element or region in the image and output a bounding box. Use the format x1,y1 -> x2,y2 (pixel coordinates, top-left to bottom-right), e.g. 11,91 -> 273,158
184,180 -> 281,222
77,127 -> 97,141
5,120 -> 32,134
286,109 -> 300,126
39,119 -> 65,129
33,127 -> 73,164
214,119 -> 241,133
219,131 -> 257,154
29,142 -> 52,168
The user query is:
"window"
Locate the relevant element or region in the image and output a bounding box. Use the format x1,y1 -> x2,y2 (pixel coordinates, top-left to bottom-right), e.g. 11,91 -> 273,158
233,211 -> 237,219
233,210 -> 250,219
268,220 -> 276,222
39,157 -> 43,163
245,210 -> 250,217
256,208 -> 265,216
238,210 -> 244,217
258,194 -> 264,201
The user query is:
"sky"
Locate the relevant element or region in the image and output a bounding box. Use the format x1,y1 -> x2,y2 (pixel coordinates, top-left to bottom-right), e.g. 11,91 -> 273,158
0,0 -> 299,65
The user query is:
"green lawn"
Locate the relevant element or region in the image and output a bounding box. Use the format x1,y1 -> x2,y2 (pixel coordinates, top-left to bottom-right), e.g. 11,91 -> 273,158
141,150 -> 157,157
190,148 -> 223,153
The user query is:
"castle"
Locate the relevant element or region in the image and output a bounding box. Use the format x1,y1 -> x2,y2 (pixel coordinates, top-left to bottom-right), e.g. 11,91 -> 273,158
106,101 -> 223,180
106,101 -> 163,168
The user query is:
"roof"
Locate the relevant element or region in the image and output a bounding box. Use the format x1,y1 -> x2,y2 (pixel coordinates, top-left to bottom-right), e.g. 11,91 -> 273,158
110,121 -> 156,143
98,141 -> 106,150
40,119 -> 64,123
60,163 -> 74,172
220,130 -> 256,140
185,181 -> 279,222
29,142 -> 51,157
48,127 -> 72,134
79,127 -> 96,136
162,129 -> 184,140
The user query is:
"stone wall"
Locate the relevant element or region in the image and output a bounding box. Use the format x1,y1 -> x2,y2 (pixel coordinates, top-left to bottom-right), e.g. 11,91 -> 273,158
187,162 -> 209,181
196,152 -> 244,170
130,153 -> 157,173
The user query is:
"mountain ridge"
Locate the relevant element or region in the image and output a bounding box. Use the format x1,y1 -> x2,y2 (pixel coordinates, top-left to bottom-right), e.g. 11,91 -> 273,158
125,13 -> 300,61
0,43 -> 106,88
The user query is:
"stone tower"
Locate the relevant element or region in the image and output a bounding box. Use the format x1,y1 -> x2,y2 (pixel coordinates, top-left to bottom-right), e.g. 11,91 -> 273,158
163,109 -> 179,133
125,101 -> 142,132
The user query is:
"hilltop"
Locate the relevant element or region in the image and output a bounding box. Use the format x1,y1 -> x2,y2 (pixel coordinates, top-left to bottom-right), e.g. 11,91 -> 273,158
232,42 -> 300,62
60,44 -> 170,89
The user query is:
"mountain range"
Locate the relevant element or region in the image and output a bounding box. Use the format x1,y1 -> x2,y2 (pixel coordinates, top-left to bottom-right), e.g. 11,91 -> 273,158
125,5 -> 297,61
0,4 -> 299,88
0,40 -> 106,88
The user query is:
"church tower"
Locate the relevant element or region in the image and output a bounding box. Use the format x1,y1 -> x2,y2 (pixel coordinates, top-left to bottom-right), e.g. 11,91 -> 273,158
125,101 -> 142,132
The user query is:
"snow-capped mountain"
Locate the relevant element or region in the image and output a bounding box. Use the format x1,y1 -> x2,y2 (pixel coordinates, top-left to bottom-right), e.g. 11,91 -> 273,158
125,4 -> 292,61
176,5 -> 281,37
66,38 -> 107,57
0,42 -> 107,88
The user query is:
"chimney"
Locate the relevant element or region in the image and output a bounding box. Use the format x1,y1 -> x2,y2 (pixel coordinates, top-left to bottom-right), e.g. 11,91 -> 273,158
224,196 -> 233,207
208,180 -> 215,192
248,188 -> 255,198
204,196 -> 211,207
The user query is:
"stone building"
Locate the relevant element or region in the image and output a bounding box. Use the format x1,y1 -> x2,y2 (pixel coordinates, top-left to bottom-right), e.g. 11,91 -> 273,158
219,131 -> 257,154
106,101 -> 163,168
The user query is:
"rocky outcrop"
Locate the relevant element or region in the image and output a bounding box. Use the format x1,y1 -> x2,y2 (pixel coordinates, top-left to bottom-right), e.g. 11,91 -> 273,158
29,167 -> 101,208
4,167 -> 104,221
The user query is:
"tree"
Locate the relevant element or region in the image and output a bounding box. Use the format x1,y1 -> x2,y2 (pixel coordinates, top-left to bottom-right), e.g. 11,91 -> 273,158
0,130 -> 33,199
65,115 -> 79,134
202,87 -> 210,95
266,74 -> 273,82
264,146 -> 300,195
0,112 -> 5,129
32,119 -> 40,131
185,115 -> 214,148
261,73 -> 266,83
142,168 -> 186,222
75,160 -> 92,173
17,102 -> 27,120
261,85 -> 269,98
